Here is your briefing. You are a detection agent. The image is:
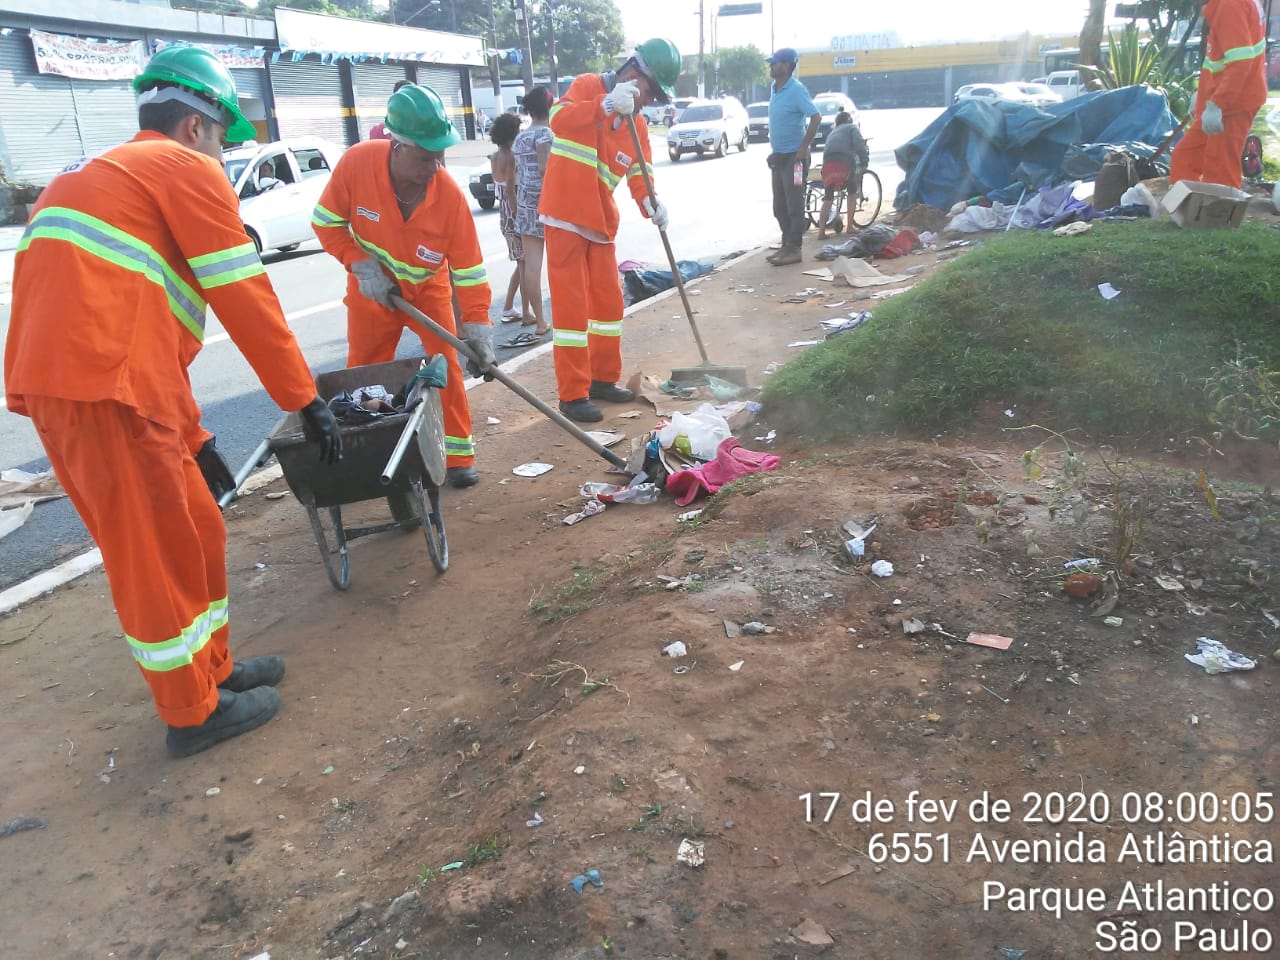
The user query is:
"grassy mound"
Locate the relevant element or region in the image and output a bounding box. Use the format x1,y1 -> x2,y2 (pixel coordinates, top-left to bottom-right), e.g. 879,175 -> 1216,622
763,220 -> 1280,441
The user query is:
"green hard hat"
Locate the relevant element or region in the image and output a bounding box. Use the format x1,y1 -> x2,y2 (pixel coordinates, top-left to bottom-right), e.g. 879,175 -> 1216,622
634,38 -> 681,103
385,84 -> 461,152
134,45 -> 257,143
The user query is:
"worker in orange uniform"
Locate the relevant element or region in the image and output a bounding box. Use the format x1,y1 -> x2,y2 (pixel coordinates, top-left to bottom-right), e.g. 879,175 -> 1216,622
3,46 -> 343,758
313,84 -> 495,488
538,39 -> 682,423
1169,0 -> 1268,189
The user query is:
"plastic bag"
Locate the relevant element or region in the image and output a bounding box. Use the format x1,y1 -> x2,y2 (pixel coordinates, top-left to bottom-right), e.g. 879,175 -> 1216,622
1120,183 -> 1159,218
655,403 -> 732,461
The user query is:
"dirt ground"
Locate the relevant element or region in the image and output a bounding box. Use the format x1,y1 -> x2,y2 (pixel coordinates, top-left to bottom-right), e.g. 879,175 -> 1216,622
2,213 -> 1278,960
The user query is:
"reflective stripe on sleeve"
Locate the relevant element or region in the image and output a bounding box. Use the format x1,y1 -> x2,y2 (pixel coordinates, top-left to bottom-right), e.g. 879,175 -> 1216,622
311,203 -> 349,227
187,242 -> 264,289
449,264 -> 488,287
352,235 -> 436,285
1203,40 -> 1265,72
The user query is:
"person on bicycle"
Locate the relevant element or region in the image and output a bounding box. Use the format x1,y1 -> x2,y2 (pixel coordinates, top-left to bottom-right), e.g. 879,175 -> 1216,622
815,111 -> 868,241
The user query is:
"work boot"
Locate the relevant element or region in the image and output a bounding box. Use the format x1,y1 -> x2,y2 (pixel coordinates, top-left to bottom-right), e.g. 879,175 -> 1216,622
770,246 -> 802,266
165,687 -> 280,759
559,398 -> 603,423
446,466 -> 479,488
219,655 -> 285,693
765,249 -> 783,264
588,380 -> 635,403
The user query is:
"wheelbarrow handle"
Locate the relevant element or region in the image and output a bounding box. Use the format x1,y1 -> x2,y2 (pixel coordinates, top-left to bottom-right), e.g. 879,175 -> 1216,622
218,438 -> 273,509
389,294 -> 630,471
380,399 -> 429,486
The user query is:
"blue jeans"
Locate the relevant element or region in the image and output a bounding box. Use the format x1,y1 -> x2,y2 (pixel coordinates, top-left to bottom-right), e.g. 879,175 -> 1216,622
769,152 -> 809,248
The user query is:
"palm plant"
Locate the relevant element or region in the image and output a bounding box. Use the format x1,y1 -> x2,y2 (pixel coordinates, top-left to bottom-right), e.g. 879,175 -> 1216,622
1078,24 -> 1198,121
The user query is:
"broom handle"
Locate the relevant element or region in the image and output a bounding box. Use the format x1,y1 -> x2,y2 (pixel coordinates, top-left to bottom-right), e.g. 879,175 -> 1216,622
624,113 -> 712,366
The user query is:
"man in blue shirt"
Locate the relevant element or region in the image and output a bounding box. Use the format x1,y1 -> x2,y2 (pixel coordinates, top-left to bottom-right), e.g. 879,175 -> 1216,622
766,48 -> 820,265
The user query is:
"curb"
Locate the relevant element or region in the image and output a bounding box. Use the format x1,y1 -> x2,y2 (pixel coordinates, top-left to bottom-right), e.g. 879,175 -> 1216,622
0,245 -> 764,615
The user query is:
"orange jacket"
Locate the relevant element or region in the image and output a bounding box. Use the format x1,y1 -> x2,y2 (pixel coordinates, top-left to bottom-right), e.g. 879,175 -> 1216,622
4,131 -> 317,445
312,140 -> 491,327
1197,0 -> 1268,114
539,73 -> 655,240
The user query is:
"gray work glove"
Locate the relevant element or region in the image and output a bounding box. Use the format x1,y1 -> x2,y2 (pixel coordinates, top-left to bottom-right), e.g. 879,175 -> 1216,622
350,257 -> 397,308
1201,100 -> 1224,135
602,80 -> 639,117
461,323 -> 498,381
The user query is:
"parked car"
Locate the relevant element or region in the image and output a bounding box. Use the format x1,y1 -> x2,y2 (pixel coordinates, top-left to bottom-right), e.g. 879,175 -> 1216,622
746,101 -> 770,142
811,92 -> 859,148
1046,69 -> 1084,100
953,83 -> 1037,106
1013,82 -> 1063,107
667,97 -> 749,161
640,103 -> 666,124
222,137 -> 343,254
666,96 -> 696,126
468,171 -> 496,210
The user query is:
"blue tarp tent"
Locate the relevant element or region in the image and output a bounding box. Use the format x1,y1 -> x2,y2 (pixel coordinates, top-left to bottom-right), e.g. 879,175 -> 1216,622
893,86 -> 1179,212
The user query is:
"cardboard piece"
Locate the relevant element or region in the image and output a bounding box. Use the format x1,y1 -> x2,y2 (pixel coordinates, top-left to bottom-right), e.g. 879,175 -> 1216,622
966,632 -> 1014,650
830,256 -> 911,288
1162,181 -> 1250,230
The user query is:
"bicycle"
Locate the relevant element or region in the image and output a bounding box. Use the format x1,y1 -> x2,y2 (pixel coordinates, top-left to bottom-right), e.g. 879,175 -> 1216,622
805,149 -> 883,232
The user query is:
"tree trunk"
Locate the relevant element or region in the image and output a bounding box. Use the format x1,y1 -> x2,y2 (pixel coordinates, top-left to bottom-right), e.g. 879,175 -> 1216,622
1079,0 -> 1107,70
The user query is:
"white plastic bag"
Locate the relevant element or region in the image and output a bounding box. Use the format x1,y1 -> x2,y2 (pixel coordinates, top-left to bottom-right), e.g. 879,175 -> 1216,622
1120,183 -> 1159,218
656,403 -> 732,461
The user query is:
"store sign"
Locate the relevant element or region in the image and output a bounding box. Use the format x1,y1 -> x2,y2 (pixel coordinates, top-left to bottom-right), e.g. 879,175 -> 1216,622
831,32 -> 898,51
833,55 -> 857,69
153,38 -> 266,69
30,29 -> 144,81
275,8 -> 484,67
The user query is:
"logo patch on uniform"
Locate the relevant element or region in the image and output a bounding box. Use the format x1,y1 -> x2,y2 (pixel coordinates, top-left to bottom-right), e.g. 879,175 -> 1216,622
416,244 -> 444,265
356,206 -> 381,221
615,150 -> 632,168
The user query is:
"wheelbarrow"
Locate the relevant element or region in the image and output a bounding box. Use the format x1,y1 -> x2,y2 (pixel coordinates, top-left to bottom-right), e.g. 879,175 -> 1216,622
267,357 -> 448,590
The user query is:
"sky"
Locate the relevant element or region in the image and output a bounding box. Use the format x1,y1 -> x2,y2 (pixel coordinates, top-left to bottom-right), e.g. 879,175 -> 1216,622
613,0 -> 1110,57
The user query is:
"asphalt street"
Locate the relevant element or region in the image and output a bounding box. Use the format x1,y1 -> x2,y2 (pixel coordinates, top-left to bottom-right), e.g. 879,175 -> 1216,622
0,107 -> 939,589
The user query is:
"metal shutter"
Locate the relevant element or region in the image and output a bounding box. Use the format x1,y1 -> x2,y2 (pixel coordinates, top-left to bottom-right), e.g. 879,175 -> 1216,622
0,33 -> 86,184
69,79 -> 139,156
271,56 -> 348,145
415,65 -> 467,140
230,67 -> 266,101
353,61 -> 409,140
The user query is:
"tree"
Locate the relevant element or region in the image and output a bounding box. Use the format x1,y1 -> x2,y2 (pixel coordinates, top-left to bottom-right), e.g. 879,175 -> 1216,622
715,44 -> 766,101
255,0 -> 382,17
529,0 -> 625,76
169,0 -> 254,14
1079,0 -> 1107,77
1141,0 -> 1201,47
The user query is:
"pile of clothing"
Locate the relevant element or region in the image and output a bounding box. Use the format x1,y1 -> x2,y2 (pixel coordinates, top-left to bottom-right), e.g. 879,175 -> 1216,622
326,354 -> 448,423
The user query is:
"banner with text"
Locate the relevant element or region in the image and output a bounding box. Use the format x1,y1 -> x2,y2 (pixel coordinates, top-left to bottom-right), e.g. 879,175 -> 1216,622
30,29 -> 144,81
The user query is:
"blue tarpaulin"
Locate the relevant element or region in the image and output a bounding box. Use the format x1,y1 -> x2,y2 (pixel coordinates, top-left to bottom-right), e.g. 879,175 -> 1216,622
893,86 -> 1179,213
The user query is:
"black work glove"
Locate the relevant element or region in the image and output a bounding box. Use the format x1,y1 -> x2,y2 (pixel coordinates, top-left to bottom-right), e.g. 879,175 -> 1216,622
298,396 -> 343,464
196,437 -> 236,503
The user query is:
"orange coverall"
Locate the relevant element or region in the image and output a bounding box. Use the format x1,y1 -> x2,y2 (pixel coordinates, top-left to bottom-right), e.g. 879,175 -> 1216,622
312,140 -> 491,467
1169,0 -> 1268,188
4,132 -> 318,728
538,74 -> 656,402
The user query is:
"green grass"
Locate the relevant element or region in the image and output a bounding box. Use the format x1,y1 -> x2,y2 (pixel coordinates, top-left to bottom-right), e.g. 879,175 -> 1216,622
763,221 -> 1280,441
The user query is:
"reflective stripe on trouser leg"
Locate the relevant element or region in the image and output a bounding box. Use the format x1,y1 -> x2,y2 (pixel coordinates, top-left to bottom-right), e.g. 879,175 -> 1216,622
24,397 -> 226,728
408,286 -> 476,468
546,225 -> 593,401
585,237 -> 625,385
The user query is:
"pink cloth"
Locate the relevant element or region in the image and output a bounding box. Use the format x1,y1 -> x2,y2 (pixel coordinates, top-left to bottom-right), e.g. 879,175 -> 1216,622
665,437 -> 781,506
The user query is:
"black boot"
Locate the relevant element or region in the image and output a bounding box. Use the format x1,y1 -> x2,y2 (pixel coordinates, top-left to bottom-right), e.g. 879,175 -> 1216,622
446,466 -> 479,488
219,655 -> 285,693
588,381 -> 635,403
165,687 -> 280,759
559,398 -> 603,423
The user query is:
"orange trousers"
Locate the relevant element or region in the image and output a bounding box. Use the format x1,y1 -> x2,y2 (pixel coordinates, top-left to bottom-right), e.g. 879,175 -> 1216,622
26,396 -> 231,728
345,284 -> 475,467
1169,109 -> 1254,189
545,225 -> 624,402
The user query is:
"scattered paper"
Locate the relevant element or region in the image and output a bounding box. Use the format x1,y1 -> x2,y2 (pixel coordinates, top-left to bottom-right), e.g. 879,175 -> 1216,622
788,340 -> 822,348
526,811 -> 544,828
870,560 -> 894,577
0,501 -> 35,541
791,918 -> 835,947
1098,282 -> 1121,300
0,468 -> 66,509
563,500 -> 606,525
1154,574 -> 1185,592
513,462 -> 554,477
676,838 -> 706,867
485,416 -> 502,425
584,430 -> 625,448
830,255 -> 910,288
728,660 -> 744,671
663,641 -> 688,658
1185,637 -> 1256,674
618,410 -> 643,419
966,633 -> 1014,650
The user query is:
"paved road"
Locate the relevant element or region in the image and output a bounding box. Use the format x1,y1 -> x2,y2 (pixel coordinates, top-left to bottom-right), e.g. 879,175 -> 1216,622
0,107 -> 940,589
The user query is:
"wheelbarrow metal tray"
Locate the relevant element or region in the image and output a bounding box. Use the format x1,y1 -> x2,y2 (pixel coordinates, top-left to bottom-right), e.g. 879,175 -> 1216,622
267,358 -> 446,509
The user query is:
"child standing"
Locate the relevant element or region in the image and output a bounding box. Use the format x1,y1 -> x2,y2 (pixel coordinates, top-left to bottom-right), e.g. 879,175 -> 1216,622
488,113 -> 528,323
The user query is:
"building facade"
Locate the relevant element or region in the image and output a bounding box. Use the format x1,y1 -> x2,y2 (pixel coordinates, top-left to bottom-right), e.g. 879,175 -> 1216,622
0,0 -> 485,186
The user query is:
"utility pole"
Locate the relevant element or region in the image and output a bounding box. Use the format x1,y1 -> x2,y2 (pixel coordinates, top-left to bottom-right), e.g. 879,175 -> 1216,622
697,0 -> 705,97
515,0 -> 535,89
546,0 -> 558,91
488,0 -> 503,111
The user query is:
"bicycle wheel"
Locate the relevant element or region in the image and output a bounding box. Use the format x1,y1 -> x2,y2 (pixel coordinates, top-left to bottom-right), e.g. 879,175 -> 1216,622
804,182 -> 823,228
851,170 -> 883,228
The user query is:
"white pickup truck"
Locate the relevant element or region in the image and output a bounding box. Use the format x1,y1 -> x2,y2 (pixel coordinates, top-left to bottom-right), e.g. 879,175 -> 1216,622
1046,70 -> 1083,100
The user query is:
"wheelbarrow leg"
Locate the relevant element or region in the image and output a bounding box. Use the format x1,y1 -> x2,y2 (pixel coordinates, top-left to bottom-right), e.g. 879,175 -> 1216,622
305,498 -> 351,590
411,475 -> 449,573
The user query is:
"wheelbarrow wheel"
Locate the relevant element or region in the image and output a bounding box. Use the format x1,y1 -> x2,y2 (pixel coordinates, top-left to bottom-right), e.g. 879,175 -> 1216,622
387,490 -> 422,531
305,499 -> 351,590
411,477 -> 449,573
